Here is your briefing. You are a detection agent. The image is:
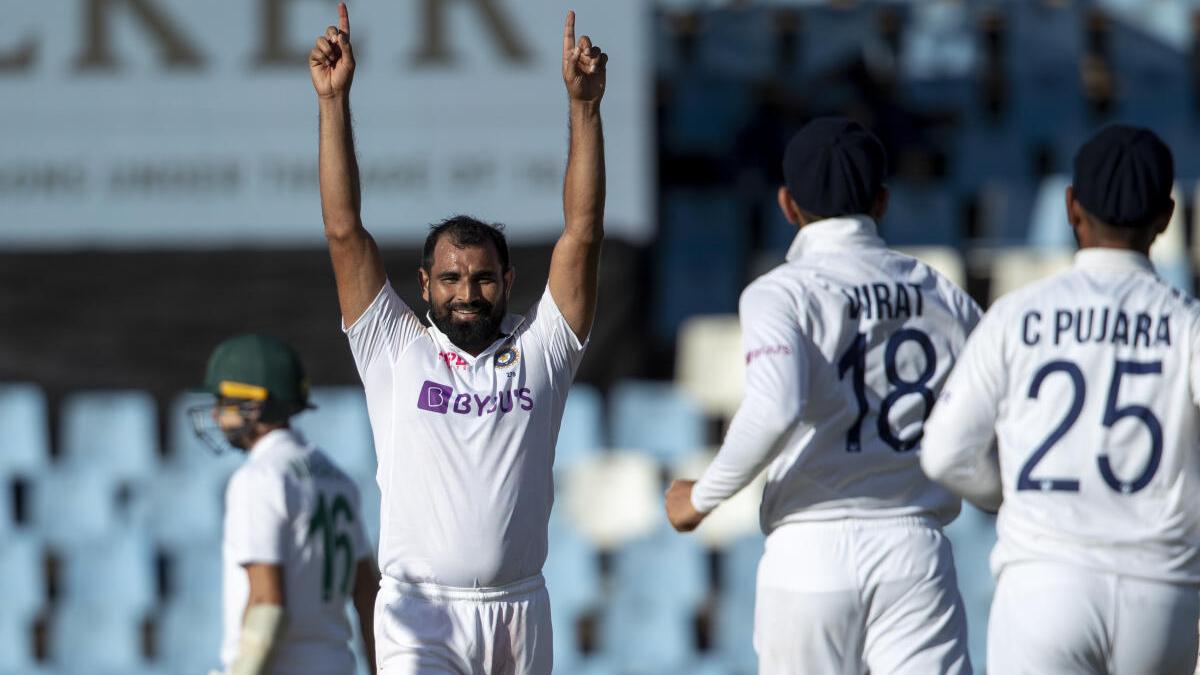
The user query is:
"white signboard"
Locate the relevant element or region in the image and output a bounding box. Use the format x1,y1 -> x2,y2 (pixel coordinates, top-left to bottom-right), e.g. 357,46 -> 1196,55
0,0 -> 651,248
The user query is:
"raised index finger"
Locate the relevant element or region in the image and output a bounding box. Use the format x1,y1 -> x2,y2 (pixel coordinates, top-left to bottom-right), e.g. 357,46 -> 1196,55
338,2 -> 350,35
563,10 -> 575,57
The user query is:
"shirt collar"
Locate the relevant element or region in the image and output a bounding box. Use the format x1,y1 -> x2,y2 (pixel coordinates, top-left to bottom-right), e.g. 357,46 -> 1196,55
1073,248 -> 1156,275
785,215 -> 885,262
424,311 -> 526,360
250,427 -> 304,456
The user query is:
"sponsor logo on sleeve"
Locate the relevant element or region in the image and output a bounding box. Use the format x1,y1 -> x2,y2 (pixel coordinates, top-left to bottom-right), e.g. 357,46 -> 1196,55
745,345 -> 792,365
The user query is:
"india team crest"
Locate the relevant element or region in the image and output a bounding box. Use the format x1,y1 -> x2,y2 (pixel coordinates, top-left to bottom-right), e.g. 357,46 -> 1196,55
495,347 -> 520,369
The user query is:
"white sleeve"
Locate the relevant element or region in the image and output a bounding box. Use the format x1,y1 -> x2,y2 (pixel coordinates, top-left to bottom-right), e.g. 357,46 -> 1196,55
692,283 -> 806,513
1189,309 -> 1200,408
526,285 -> 589,378
225,467 -> 289,566
921,306 -> 1007,512
342,282 -> 425,376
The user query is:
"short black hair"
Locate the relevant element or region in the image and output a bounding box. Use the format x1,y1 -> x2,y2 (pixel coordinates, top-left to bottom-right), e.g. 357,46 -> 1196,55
422,215 -> 510,272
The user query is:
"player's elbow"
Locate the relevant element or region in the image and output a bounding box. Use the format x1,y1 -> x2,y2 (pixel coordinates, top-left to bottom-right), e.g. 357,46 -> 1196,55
918,443 -> 955,487
323,215 -> 363,243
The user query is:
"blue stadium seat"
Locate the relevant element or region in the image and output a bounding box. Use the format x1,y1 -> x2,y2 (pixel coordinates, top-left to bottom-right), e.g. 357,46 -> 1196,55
976,180 -> 1038,245
0,477 -> 13,537
697,9 -> 776,80
760,196 -> 798,257
545,514 -> 602,670
950,128 -> 1033,198
1108,20 -> 1189,131
945,504 -> 997,673
144,467 -> 224,548
0,383 -> 50,476
655,191 -> 746,341
611,381 -> 705,464
714,534 -> 762,675
0,533 -> 44,621
157,601 -> 223,674
49,603 -> 149,673
686,655 -> 739,675
662,76 -> 755,156
60,390 -> 158,483
0,614 -> 35,674
167,541 -> 223,608
794,5 -> 888,82
555,385 -> 604,478
32,468 -> 120,545
900,1 -> 975,85
882,180 -> 961,247
599,526 -> 708,673
294,387 -> 376,482
1005,1 -> 1088,139
61,530 -> 157,619
1028,174 -> 1073,250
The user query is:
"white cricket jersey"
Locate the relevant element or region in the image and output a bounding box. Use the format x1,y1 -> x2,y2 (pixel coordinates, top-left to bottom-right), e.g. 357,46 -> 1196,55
221,429 -> 371,675
344,283 -> 586,589
923,248 -> 1200,584
692,216 -> 981,531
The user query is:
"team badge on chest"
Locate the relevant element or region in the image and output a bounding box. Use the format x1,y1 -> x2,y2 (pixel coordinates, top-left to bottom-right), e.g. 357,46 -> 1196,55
495,347 -> 520,369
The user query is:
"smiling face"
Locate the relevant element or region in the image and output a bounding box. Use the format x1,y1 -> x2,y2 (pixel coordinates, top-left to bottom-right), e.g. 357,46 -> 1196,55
420,235 -> 514,355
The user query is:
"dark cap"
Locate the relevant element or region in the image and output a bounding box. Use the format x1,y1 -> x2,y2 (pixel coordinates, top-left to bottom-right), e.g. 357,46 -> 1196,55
1073,124 -> 1174,228
783,117 -> 888,218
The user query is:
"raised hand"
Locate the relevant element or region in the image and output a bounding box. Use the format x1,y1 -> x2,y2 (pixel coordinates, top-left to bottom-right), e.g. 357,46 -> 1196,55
562,11 -> 607,105
310,2 -> 355,99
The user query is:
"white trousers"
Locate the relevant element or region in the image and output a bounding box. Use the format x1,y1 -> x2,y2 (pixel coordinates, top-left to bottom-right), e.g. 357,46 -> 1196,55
375,574 -> 552,675
754,516 -> 972,675
988,561 -> 1199,675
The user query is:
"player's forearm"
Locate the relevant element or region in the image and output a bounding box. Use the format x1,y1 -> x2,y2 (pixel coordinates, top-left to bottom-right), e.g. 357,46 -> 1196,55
692,405 -> 797,513
563,100 -> 605,245
229,603 -> 285,675
318,94 -> 364,239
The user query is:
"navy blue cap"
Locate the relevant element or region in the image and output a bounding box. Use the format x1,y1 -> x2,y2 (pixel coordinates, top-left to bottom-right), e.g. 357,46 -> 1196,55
1073,124 -> 1174,228
783,117 -> 888,218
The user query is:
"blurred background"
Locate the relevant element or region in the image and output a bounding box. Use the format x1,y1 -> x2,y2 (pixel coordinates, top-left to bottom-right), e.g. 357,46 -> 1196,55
2,0 -> 1198,673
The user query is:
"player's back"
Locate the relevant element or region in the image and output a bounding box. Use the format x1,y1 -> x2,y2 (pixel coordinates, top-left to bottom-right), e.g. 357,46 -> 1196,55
981,249 -> 1200,583
758,217 -> 980,530
221,429 -> 369,675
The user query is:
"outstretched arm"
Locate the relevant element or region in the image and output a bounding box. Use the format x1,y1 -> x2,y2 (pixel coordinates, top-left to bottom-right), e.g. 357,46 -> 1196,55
551,11 -> 608,341
311,2 -> 386,327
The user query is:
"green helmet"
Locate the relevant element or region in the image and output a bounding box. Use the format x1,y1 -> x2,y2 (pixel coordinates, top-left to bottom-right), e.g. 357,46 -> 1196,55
201,334 -> 312,419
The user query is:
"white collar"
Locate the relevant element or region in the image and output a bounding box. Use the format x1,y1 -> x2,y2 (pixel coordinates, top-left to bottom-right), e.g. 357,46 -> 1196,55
250,427 -> 304,456
786,215 -> 886,262
1073,248 -> 1156,275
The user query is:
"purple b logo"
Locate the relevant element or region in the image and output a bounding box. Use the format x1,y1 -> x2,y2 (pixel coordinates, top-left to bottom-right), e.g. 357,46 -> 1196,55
417,380 -> 453,414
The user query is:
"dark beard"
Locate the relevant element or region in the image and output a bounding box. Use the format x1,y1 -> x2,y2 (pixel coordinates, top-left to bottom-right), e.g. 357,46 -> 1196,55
430,298 -> 506,353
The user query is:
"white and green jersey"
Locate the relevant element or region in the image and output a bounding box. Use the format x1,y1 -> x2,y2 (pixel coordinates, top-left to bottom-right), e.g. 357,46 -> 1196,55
221,429 -> 370,675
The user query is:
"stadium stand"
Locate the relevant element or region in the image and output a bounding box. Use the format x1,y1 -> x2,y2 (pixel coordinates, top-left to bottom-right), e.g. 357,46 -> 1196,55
611,380 -> 706,463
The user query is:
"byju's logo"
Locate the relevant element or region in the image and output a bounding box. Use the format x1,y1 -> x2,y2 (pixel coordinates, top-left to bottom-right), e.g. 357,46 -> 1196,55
415,379 -> 535,417
417,381 -> 453,414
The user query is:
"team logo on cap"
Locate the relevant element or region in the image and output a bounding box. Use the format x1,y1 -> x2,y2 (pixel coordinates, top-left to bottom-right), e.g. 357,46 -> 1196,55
495,347 -> 520,369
